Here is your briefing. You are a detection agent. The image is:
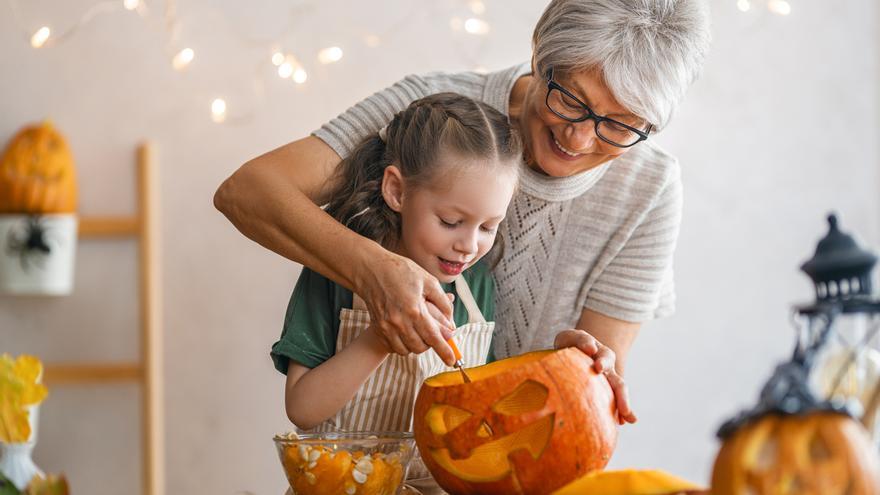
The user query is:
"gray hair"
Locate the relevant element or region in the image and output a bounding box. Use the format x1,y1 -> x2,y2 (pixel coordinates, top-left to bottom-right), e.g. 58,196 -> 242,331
532,0 -> 711,131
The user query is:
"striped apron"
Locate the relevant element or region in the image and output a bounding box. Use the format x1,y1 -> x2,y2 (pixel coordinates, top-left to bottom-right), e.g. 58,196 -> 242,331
307,275 -> 494,491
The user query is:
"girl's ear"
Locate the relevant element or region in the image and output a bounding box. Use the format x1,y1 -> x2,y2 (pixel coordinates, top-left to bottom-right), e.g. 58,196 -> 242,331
381,165 -> 405,212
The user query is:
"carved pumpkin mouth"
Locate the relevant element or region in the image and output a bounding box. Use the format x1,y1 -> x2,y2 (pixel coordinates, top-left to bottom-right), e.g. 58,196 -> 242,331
428,413 -> 555,482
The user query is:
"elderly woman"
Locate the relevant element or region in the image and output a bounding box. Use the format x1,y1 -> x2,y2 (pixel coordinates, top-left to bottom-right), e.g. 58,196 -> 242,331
216,0 -> 710,423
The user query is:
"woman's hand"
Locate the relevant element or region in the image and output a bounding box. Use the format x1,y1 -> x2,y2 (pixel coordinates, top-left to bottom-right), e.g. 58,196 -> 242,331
355,249 -> 458,365
554,329 -> 638,425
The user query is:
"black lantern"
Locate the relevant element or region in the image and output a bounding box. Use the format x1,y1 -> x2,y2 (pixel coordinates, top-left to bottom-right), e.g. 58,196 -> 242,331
719,213 -> 880,438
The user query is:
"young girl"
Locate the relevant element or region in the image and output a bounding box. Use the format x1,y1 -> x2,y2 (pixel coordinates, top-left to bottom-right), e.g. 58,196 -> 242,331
270,92 -> 520,486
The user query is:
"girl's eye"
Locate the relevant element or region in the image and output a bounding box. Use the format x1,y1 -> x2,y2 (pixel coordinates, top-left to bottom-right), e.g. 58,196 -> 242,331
480,225 -> 498,234
440,218 -> 459,228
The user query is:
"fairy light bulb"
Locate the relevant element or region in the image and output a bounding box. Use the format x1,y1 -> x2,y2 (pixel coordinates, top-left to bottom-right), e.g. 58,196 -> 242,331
30,27 -> 51,48
292,68 -> 308,84
767,0 -> 791,15
469,0 -> 486,15
271,52 -> 285,66
172,48 -> 194,70
449,17 -> 463,31
736,0 -> 750,12
317,46 -> 343,64
211,98 -> 227,123
278,62 -> 294,78
123,0 -> 140,11
464,18 -> 490,35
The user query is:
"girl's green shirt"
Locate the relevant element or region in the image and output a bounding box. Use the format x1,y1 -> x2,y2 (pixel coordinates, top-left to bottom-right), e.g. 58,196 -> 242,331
271,260 -> 496,374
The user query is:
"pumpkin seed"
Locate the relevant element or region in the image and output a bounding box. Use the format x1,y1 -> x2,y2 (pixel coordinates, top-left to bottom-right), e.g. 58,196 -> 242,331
304,472 -> 316,485
352,469 -> 368,484
355,458 -> 374,474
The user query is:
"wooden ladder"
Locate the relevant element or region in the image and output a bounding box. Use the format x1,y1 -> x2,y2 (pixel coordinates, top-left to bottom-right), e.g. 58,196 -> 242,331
42,142 -> 164,495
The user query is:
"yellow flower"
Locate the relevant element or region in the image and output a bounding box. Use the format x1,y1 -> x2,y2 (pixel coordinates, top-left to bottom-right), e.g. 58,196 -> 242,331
0,354 -> 48,443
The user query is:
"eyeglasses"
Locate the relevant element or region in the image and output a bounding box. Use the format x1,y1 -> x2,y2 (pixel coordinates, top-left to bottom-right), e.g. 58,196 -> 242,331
545,69 -> 652,148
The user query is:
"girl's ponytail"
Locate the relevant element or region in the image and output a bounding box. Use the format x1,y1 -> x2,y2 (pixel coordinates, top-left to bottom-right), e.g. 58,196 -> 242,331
324,134 -> 400,247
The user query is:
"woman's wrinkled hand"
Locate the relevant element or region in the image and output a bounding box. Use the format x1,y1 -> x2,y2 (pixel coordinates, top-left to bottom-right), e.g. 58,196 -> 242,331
554,329 -> 637,425
356,250 -> 457,365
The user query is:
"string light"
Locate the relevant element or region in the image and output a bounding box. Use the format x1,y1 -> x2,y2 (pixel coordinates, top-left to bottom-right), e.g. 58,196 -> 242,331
463,18 -> 490,35
30,27 -> 51,48
277,61 -> 294,78
767,0 -> 791,15
9,0 -> 495,125
211,98 -> 227,123
317,46 -> 343,64
736,0 -> 751,12
468,0 -> 486,15
171,47 -> 194,70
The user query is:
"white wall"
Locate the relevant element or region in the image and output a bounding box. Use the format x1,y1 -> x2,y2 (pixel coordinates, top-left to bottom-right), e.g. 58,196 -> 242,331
1,1 -> 878,493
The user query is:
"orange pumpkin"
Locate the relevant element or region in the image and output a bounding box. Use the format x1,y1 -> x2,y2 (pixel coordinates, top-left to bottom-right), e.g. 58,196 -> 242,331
552,468 -> 705,495
0,121 -> 78,214
412,348 -> 618,494
711,412 -> 880,495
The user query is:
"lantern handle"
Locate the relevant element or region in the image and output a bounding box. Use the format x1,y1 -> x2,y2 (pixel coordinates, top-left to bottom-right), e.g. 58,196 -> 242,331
862,377 -> 880,430
827,317 -> 880,399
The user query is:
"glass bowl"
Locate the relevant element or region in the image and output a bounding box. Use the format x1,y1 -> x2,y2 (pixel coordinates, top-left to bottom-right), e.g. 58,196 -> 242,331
274,431 -> 416,495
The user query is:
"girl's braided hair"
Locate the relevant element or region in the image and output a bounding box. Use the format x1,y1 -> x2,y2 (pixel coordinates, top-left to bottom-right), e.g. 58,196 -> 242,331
324,92 -> 521,248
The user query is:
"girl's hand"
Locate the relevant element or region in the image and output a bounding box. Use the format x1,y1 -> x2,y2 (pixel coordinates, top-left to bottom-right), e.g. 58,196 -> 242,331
355,250 -> 457,365
554,329 -> 638,425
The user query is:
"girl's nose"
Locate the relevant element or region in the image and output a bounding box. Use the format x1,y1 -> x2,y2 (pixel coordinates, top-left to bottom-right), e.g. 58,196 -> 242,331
454,229 -> 479,255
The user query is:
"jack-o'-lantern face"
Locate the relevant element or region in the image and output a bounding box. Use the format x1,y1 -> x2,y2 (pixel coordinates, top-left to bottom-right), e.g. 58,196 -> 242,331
413,348 -> 619,495
711,413 -> 880,495
0,121 -> 77,213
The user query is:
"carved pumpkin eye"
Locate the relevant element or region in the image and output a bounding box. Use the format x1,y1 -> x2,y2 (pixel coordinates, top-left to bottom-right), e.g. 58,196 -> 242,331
491,380 -> 549,416
425,404 -> 472,436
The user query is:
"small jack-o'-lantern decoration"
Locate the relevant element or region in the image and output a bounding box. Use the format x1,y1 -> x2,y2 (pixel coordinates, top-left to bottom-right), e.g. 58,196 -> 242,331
712,412 -> 880,495
413,348 -> 618,494
0,121 -> 78,295
0,121 -> 78,214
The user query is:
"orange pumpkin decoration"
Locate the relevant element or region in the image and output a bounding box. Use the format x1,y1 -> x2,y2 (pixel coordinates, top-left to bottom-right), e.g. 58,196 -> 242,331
552,468 -> 705,495
711,412 -> 880,495
412,348 -> 618,494
0,121 -> 78,214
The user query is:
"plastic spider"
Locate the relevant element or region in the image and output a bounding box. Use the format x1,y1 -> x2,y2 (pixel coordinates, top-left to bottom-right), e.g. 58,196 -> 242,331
5,216 -> 52,272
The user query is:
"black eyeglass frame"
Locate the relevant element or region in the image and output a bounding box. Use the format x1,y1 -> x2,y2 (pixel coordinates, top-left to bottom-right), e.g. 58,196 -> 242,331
545,69 -> 652,148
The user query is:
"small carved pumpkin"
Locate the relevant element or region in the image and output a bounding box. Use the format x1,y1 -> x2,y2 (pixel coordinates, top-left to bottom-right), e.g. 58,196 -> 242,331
711,412 -> 880,495
0,121 -> 78,214
413,348 -> 618,494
